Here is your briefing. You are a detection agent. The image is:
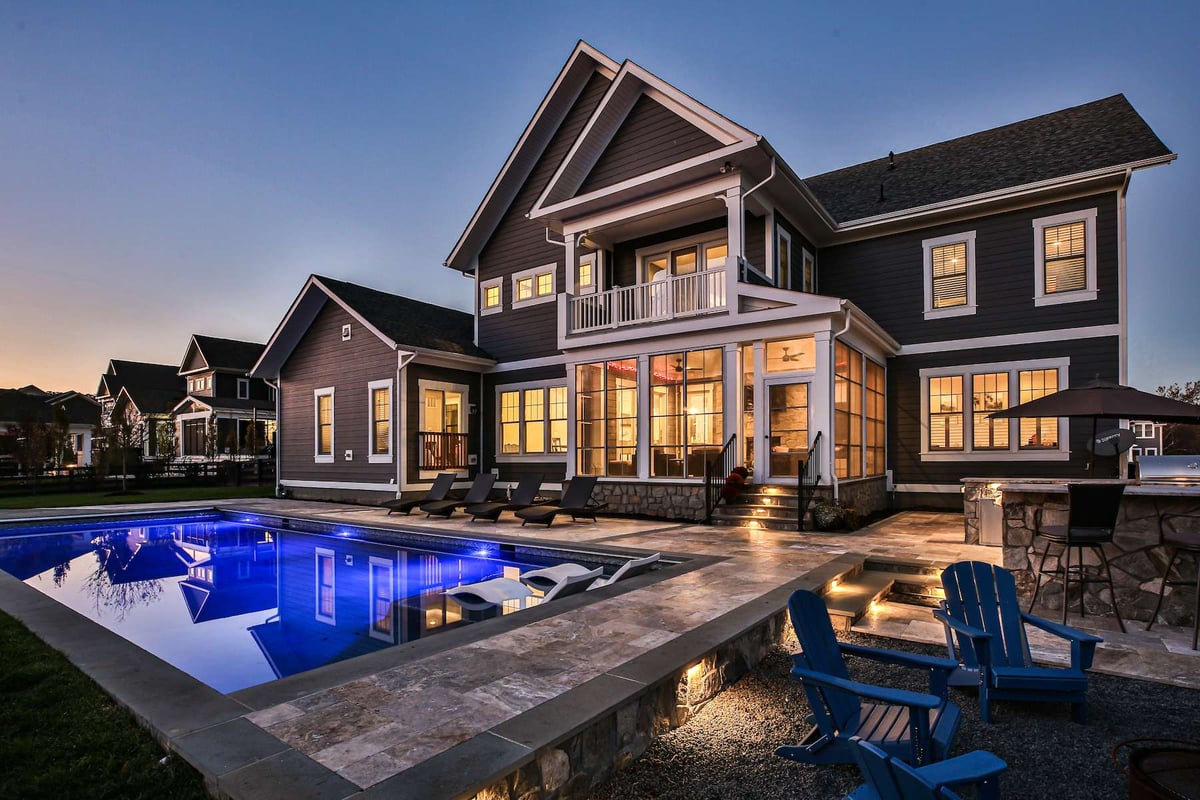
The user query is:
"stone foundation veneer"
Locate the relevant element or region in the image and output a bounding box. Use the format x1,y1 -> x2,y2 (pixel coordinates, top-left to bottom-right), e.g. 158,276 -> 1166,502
962,479 -> 1199,627
593,481 -> 708,522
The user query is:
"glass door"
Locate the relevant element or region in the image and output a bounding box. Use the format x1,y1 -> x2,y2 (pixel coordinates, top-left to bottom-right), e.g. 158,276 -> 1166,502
767,382 -> 809,479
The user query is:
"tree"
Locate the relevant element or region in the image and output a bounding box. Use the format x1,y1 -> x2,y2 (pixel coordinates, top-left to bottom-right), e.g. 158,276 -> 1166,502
49,403 -> 72,467
154,421 -> 178,468
1156,381 -> 1200,454
100,407 -> 145,493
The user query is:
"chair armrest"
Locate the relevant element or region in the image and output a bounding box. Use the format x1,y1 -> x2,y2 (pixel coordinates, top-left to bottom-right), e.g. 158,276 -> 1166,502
790,666 -> 942,711
839,642 -> 959,673
933,609 -> 993,645
916,750 -> 1007,788
1020,612 -> 1101,670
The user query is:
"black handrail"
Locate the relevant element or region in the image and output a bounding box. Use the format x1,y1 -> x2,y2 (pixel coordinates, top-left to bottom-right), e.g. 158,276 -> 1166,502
704,434 -> 738,523
798,431 -> 823,531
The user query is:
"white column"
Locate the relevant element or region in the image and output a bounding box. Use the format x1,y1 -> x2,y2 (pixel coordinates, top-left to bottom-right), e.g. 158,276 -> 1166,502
751,341 -> 765,475
723,186 -> 743,318
636,354 -> 650,479
564,361 -> 577,480
563,232 -> 578,295
813,330 -> 833,486
723,343 -> 739,461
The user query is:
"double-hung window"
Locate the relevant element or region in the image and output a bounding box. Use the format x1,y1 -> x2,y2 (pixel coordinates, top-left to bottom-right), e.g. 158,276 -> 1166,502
237,378 -> 250,399
1033,208 -> 1097,305
511,264 -> 556,309
497,384 -> 567,457
314,387 -> 334,463
315,548 -> 335,624
922,231 -> 976,319
920,359 -> 1068,460
480,277 -> 502,315
368,379 -> 392,463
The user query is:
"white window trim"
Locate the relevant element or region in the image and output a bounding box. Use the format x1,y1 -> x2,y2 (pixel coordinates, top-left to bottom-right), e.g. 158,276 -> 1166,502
237,378 -> 250,400
800,247 -> 816,293
418,378 -> 471,479
495,379 -> 569,462
918,357 -> 1070,461
341,323 -> 352,341
634,229 -> 728,284
576,252 -> 599,296
368,556 -> 395,643
314,386 -> 334,463
315,547 -> 335,625
922,230 -> 977,320
480,277 -> 503,316
774,226 -> 791,287
1145,447 -> 1158,457
511,263 -> 557,309
367,378 -> 393,463
1033,208 -> 1097,306
1131,445 -> 1142,459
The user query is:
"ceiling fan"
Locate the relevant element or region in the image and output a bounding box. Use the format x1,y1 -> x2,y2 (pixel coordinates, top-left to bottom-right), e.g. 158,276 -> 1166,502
781,346 -> 802,362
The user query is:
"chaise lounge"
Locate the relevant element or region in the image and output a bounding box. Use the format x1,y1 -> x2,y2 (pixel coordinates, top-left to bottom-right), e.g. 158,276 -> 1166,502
445,566 -> 602,612
380,472 -> 456,515
421,472 -> 497,518
519,552 -> 661,593
514,475 -> 606,526
463,474 -> 543,522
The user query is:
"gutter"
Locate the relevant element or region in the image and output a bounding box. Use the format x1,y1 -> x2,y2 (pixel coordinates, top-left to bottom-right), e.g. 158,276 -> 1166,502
264,378 -> 280,497
830,301 -> 852,503
739,157 -> 775,270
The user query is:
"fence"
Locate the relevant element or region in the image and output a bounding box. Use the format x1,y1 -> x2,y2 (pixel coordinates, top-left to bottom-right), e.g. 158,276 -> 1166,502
0,459 -> 276,500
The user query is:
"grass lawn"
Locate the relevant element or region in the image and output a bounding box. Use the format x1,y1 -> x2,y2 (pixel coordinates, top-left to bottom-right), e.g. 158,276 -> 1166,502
0,484 -> 276,510
0,611 -> 209,800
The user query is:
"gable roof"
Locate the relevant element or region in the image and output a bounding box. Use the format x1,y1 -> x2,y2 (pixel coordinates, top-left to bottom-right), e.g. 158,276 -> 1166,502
251,275 -> 493,378
444,41 -> 619,273
115,384 -> 185,417
804,94 -> 1174,225
0,387 -> 100,426
180,335 -> 265,375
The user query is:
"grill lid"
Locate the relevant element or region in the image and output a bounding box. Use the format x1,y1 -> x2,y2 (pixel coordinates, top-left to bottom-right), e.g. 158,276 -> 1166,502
1138,455 -> 1200,482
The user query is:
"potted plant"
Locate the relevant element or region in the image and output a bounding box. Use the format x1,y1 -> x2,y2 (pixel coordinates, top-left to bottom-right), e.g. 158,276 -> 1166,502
720,466 -> 750,504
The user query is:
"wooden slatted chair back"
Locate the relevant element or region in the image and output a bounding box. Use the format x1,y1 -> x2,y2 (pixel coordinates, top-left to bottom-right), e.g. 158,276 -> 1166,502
788,589 -> 860,731
941,561 -> 1030,670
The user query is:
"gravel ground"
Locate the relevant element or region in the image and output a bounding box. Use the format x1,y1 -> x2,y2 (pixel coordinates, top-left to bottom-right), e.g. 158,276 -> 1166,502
589,633 -> 1200,800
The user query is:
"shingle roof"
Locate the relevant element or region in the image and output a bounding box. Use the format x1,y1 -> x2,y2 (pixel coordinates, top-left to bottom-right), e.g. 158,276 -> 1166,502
315,276 -> 491,360
120,386 -> 185,416
802,94 -> 1173,224
191,336 -> 265,372
0,388 -> 99,426
109,360 -> 184,388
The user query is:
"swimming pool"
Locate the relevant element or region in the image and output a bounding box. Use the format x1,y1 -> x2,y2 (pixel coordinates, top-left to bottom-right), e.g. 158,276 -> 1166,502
0,510 -> 636,693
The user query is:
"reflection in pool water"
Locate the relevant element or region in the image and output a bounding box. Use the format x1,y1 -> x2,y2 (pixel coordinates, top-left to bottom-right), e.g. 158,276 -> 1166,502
0,515 -> 588,693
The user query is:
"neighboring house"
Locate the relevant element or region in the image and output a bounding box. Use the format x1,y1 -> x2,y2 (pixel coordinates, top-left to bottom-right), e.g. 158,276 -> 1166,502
252,275 -> 493,502
95,360 -> 185,458
260,42 -> 1176,514
171,335 -> 276,459
1129,420 -> 1164,459
0,385 -> 100,468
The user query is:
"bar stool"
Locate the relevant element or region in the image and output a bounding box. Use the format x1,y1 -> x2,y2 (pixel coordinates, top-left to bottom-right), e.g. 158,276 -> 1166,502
1147,513 -> 1200,651
1030,483 -> 1127,633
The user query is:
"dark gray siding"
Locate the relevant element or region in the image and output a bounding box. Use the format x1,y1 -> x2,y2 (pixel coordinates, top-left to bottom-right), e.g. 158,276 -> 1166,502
477,72 -> 611,363
888,336 -> 1119,488
579,95 -> 722,194
483,365 -> 569,484
775,211 -> 817,290
404,364 -> 483,484
279,300 -> 398,485
820,193 -> 1118,344
744,211 -> 765,274
611,218 -> 726,287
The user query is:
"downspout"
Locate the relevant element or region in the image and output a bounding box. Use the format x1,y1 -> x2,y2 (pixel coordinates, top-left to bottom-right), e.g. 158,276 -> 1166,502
396,349 -> 416,494
830,301 -> 852,502
1117,167 -> 1132,477
739,157 -> 776,271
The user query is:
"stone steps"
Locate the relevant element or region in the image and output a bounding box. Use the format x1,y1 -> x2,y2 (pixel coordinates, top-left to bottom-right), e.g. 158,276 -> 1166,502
819,557 -> 949,631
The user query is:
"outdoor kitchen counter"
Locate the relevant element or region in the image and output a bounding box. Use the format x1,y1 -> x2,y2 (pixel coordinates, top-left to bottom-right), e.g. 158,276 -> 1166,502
962,478 -> 1200,625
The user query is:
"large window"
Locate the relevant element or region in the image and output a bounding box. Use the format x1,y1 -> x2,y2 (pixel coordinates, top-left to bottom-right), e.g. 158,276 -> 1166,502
649,349 -> 723,478
314,387 -> 334,463
920,359 -> 1068,460
834,343 -> 886,479
368,379 -> 392,462
511,263 -> 556,308
497,384 -> 567,456
315,548 -> 335,624
368,557 -> 394,643
419,381 -> 468,472
922,231 -> 976,319
1033,208 -> 1097,306
480,277 -> 502,315
638,233 -> 727,282
576,359 -> 638,477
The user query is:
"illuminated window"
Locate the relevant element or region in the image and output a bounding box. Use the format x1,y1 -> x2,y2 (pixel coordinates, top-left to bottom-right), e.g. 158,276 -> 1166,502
512,264 -> 556,308
765,337 -> 815,372
576,253 -> 597,295
776,226 -> 791,286
576,359 -> 638,477
314,388 -> 334,462
972,373 -> 1009,450
835,343 -> 865,478
650,349 -> 723,478
369,379 -> 392,461
865,360 -> 885,476
368,557 -> 394,642
497,384 -> 568,456
1034,208 -> 1097,305
928,376 -> 964,451
1019,369 -> 1059,449
922,231 -> 976,319
480,278 -> 502,315
315,548 -> 335,624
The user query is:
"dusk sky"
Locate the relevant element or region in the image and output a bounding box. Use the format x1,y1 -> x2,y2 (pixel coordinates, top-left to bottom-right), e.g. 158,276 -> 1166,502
2,1 -> 1197,393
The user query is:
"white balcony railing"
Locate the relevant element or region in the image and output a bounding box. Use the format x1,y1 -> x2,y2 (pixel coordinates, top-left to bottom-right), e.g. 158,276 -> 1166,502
567,267 -> 727,334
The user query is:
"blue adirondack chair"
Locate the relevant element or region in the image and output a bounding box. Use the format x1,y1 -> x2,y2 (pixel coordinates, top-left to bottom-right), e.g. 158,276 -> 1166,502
848,737 -> 1006,800
936,561 -> 1103,723
776,590 -> 962,767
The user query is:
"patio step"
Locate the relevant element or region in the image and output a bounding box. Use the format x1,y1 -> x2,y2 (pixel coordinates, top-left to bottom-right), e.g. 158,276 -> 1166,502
710,483 -> 817,530
819,558 -> 949,631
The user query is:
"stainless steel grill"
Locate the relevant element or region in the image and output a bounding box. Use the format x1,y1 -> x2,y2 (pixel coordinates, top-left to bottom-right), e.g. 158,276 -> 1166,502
1137,455 -> 1200,484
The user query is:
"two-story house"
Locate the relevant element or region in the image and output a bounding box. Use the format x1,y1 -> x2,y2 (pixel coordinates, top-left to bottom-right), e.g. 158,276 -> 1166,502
0,386 -> 100,468
171,335 -> 277,459
95,359 -> 186,459
258,41 -> 1175,516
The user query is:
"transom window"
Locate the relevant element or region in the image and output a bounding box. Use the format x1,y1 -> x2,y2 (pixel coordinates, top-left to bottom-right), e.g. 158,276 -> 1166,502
765,337 -> 816,373
511,264 -> 556,308
649,349 -> 723,478
498,385 -> 567,456
922,231 -> 976,319
1033,208 -> 1097,306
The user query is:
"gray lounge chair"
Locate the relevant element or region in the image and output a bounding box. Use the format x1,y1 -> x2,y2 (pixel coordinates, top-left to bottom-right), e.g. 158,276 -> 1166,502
381,472 -> 456,515
421,472 -> 497,518
520,552 -> 660,593
444,567 -> 601,612
464,474 -> 543,522
514,476 -> 606,526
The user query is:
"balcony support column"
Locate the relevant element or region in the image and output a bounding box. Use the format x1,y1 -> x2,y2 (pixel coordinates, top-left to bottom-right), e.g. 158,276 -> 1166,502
723,186 -> 743,319
562,232 -> 579,295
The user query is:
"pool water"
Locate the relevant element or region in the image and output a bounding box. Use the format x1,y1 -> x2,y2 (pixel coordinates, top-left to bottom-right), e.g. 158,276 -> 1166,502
0,513 -> 599,693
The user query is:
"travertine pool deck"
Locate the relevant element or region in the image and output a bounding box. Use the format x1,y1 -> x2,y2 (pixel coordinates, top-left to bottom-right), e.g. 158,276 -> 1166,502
0,500 -> 1194,799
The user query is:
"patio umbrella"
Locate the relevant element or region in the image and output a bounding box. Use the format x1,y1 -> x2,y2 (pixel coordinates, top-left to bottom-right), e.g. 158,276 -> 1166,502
989,379 -> 1200,474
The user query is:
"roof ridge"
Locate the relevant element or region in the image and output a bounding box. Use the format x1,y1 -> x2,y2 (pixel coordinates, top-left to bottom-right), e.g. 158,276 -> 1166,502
314,274 -> 472,319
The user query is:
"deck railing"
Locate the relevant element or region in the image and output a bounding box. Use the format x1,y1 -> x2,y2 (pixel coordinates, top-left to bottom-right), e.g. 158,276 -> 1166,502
704,434 -> 739,523
568,268 -> 726,334
797,431 -> 823,531
418,432 -> 468,470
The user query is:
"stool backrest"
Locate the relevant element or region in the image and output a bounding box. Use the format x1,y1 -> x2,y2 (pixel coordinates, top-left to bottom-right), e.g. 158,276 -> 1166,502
1067,483 -> 1125,530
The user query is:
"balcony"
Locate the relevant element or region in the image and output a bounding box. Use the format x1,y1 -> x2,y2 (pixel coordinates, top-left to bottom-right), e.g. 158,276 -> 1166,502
419,432 -> 468,470
567,267 -> 727,335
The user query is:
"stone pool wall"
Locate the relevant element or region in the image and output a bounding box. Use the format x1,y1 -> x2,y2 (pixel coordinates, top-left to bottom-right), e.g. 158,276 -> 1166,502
471,608 -> 793,800
963,480 -> 1199,626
